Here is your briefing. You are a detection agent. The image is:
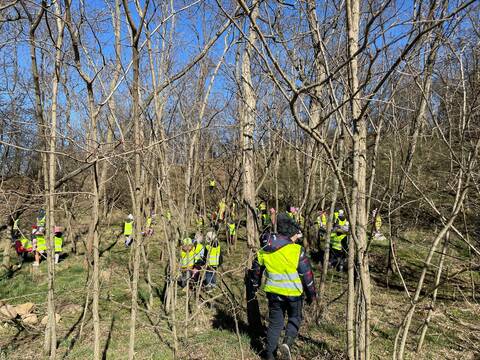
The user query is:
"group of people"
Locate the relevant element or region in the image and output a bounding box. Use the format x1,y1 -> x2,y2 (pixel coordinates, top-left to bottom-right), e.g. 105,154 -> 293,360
178,230 -> 222,291
250,204 -> 383,359
10,209 -> 64,268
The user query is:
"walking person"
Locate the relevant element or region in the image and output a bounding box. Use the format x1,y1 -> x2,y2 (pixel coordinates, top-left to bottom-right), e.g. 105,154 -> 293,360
250,213 -> 317,360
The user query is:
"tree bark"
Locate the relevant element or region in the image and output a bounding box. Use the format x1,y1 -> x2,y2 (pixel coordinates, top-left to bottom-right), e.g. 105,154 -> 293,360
239,1 -> 259,250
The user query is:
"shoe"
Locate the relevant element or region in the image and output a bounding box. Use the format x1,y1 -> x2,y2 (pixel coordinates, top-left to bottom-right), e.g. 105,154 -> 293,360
277,343 -> 292,360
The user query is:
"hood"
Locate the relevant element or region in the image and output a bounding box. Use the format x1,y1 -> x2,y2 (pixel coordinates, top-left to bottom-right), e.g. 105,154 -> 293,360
260,233 -> 292,253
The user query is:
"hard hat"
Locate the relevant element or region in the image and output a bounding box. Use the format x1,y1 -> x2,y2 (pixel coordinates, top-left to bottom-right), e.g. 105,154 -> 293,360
127,214 -> 134,220
182,237 -> 192,246
338,210 -> 345,216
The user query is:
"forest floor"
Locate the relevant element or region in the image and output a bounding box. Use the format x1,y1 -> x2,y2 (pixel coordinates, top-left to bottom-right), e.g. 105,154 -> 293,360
0,222 -> 479,360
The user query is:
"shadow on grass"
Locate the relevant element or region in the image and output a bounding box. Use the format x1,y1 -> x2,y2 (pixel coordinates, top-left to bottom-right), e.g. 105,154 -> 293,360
61,301 -> 90,359
101,315 -> 115,360
211,307 -> 265,355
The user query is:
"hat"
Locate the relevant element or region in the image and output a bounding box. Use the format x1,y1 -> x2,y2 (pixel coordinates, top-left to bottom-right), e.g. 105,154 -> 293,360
127,214 -> 134,220
276,213 -> 301,238
182,237 -> 192,246
206,231 -> 216,242
338,210 -> 344,216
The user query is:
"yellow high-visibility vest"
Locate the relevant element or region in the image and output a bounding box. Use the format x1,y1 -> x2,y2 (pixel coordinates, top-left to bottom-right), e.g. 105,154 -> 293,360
20,237 -> 32,251
37,216 -> 46,227
375,215 -> 382,231
257,243 -> 303,297
36,235 -> 47,251
54,235 -> 63,252
193,243 -> 204,262
124,221 -> 133,236
331,218 -> 347,251
228,223 -> 236,236
181,248 -> 195,269
206,245 -> 221,266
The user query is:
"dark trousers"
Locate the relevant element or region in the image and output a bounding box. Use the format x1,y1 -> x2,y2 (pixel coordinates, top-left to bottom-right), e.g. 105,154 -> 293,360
266,294 -> 303,357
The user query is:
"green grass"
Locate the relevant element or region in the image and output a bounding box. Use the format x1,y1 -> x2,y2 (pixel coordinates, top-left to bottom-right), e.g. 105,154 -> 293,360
0,223 -> 478,359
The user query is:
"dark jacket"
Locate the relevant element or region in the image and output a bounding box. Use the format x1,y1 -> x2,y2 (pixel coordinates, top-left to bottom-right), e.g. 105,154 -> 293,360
251,233 -> 317,301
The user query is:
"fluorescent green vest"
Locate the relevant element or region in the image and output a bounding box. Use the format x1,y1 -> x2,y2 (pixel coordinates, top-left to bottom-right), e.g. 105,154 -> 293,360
54,235 -> 63,252
193,243 -> 204,262
261,213 -> 271,225
36,235 -> 47,251
124,221 -> 133,236
37,216 -> 46,227
375,215 -> 382,231
257,244 -> 303,297
146,217 -> 152,228
206,245 -> 221,266
331,218 -> 347,251
20,237 -> 32,251
228,223 -> 236,236
181,248 -> 195,269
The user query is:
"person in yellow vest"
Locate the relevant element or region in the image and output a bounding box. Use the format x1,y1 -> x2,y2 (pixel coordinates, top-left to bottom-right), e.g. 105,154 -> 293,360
195,215 -> 205,232
314,210 -> 328,250
124,214 -> 134,247
218,198 -> 227,223
54,226 -> 64,264
12,219 -> 32,268
209,179 -> 216,192
250,214 -> 317,360
143,212 -> 155,236
164,210 -> 172,223
227,222 -> 236,245
330,209 -> 349,271
372,208 -> 383,239
204,231 -> 222,290
33,225 -> 47,266
178,237 -> 196,288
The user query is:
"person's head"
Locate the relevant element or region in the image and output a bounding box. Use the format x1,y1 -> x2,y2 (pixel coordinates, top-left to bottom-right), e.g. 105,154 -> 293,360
194,232 -> 203,244
276,213 -> 302,242
338,209 -> 346,221
206,230 -> 216,243
127,214 -> 134,221
182,237 -> 193,249
38,209 -> 46,218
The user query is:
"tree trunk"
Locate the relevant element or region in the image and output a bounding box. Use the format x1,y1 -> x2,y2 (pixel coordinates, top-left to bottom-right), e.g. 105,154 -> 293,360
44,2 -> 65,357
239,2 -> 259,250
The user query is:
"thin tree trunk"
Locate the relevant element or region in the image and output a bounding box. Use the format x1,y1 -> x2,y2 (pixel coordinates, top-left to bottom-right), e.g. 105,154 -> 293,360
123,2 -> 149,358
346,0 -> 371,358
239,2 -> 259,250
44,2 -> 65,357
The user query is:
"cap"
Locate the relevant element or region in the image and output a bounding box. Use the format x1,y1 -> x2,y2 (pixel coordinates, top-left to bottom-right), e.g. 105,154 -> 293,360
182,237 -> 192,246
276,213 -> 301,238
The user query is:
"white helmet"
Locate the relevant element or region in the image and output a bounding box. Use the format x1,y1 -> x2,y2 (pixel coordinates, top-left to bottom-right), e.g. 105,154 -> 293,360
127,214 -> 134,220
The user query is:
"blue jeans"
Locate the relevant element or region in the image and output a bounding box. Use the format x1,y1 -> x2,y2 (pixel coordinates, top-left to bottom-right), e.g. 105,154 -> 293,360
204,268 -> 217,286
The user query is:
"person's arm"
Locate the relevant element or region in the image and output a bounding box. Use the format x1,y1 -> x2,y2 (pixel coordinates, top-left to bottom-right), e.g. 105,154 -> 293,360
297,248 -> 317,303
250,254 -> 265,291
